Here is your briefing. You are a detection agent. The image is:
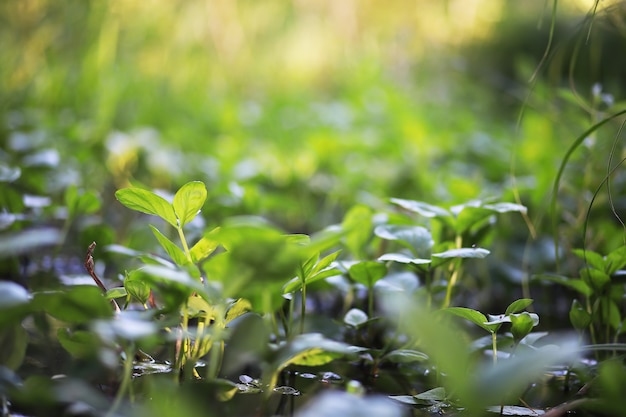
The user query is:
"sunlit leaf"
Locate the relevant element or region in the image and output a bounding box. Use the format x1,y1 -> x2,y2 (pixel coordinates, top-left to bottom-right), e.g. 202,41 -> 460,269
374,225 -> 433,257
344,308 -> 368,327
510,313 -> 537,342
0,228 -> 61,258
172,181 -> 207,227
225,298 -> 252,323
505,299 -> 533,315
378,252 -> 431,265
115,187 -> 177,228
190,228 -> 220,263
342,205 -> 373,258
605,246 -> 626,275
432,248 -> 490,259
150,225 -> 188,265
390,198 -> 451,218
441,307 -> 498,333
482,203 -> 527,214
572,249 -> 605,272
415,386 -> 446,401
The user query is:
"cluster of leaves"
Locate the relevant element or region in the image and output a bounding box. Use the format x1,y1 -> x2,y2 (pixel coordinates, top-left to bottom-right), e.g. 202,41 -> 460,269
3,179 -> 626,417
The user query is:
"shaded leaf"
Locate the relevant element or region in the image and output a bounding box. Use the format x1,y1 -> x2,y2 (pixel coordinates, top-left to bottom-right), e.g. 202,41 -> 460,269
510,313 -> 537,342
384,349 -> 429,364
124,270 -> 151,305
569,299 -> 591,331
533,274 -> 592,297
349,261 -> 387,288
342,205 -> 373,257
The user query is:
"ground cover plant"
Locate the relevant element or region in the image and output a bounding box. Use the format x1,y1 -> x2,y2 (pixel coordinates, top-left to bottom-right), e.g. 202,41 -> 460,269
3,0 -> 626,416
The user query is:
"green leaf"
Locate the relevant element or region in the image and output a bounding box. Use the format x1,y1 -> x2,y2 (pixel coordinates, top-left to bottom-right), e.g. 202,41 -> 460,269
65,186 -> 101,219
115,187 -> 177,228
172,181 -> 207,227
374,225 -> 433,258
600,298 -> 621,331
505,299 -> 533,315
92,312 -> 158,342
378,252 -> 432,265
390,198 -> 451,218
349,261 -> 387,288
605,246 -> 626,275
32,286 -> 113,324
580,268 -> 610,291
344,308 -> 368,327
150,225 -> 188,265
482,202 -> 527,214
272,333 -> 355,375
124,270 -> 151,305
415,386 -> 446,401
454,206 -> 494,235
572,249 -> 605,272
105,287 -> 127,300
312,250 -> 341,275
533,274 -> 592,297
569,299 -> 591,331
432,248 -> 490,259
441,307 -> 497,333
384,349 -> 429,364
225,298 -> 252,323
342,205 -> 373,258
57,328 -> 100,359
510,313 -> 536,342
0,323 -> 27,370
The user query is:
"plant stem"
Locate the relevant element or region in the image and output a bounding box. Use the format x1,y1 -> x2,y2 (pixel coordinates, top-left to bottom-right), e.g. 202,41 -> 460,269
443,235 -> 463,308
491,332 -> 498,366
107,345 -> 135,417
177,226 -> 193,263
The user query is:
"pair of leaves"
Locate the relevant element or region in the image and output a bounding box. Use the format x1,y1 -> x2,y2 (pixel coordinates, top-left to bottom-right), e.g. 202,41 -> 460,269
115,181 -> 207,229
442,299 -> 537,340
390,198 -> 527,235
283,250 -> 342,293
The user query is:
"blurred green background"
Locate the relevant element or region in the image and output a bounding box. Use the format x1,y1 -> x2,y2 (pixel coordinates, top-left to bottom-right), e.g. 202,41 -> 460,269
2,0 -> 626,254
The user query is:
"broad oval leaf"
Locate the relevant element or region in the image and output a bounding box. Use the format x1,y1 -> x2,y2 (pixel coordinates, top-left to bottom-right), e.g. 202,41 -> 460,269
432,248 -> 490,259
441,307 -> 497,333
344,308 -> 368,327
378,252 -> 432,265
510,313 -> 537,341
173,181 -> 207,227
505,299 -> 533,315
390,198 -> 451,218
115,187 -> 177,228
374,225 -> 433,257
0,282 -> 31,309
190,229 -> 220,263
569,299 -> 591,331
349,261 -> 387,288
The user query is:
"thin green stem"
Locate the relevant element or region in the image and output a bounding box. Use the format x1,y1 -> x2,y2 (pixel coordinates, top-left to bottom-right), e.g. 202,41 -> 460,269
177,226 -> 193,263
491,332 -> 498,366
106,345 -> 135,417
